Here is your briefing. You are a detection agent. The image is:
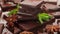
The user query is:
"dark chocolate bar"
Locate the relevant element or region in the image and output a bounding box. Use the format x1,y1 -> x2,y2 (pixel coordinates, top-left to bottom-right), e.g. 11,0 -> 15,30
18,9 -> 40,16
1,4 -> 16,11
17,14 -> 37,21
51,12 -> 60,18
20,0 -> 43,8
0,24 -> 4,34
43,0 -> 57,5
42,3 -> 60,11
18,21 -> 39,31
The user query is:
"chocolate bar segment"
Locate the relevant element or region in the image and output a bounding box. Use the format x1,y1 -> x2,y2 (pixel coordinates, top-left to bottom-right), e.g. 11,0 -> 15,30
20,0 -> 43,8
17,14 -> 37,21
43,0 -> 57,4
1,3 -> 16,11
41,3 -> 60,11
51,11 -> 60,18
18,21 -> 39,31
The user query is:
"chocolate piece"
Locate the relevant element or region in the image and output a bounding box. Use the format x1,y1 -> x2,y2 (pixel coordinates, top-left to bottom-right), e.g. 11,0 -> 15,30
17,15 -> 37,21
18,21 -> 39,30
14,27 -> 21,34
0,24 -> 4,34
43,0 -> 57,5
20,0 -> 43,8
44,0 -> 57,2
51,12 -> 60,18
20,31 -> 34,34
18,9 -> 40,16
51,12 -> 60,16
18,7 -> 41,17
42,3 -> 59,10
1,4 -> 16,11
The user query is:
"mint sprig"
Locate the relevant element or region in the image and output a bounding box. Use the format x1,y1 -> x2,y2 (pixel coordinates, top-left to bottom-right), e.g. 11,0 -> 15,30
8,4 -> 20,16
37,13 -> 52,24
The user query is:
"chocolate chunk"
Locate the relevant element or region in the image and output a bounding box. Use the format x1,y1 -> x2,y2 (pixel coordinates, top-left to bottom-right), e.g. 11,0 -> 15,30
44,0 -> 57,2
1,4 -> 16,11
0,24 -> 4,34
51,12 -> 60,16
18,21 -> 39,30
18,8 -> 41,18
14,27 -> 21,34
41,3 -> 60,11
20,0 -> 43,8
43,0 -> 57,5
51,12 -> 60,18
17,15 -> 37,21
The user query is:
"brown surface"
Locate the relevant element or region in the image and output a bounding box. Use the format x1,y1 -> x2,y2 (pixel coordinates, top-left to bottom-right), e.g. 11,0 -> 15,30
18,21 -> 39,31
20,0 -> 43,8
17,15 -> 37,21
1,4 -> 16,11
14,27 -> 21,34
0,24 -> 4,34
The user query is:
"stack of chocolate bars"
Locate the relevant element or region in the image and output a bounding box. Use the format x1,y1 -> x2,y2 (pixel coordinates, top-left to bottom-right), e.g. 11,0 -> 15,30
13,0 -> 55,34
0,0 -> 59,34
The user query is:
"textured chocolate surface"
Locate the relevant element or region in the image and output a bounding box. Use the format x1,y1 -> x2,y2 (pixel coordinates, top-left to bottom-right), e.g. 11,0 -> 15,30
1,4 -> 16,11
44,3 -> 58,10
18,21 -> 39,30
20,0 -> 43,8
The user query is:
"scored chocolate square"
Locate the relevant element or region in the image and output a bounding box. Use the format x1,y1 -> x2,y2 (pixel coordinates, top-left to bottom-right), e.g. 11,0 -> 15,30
20,0 -> 43,8
18,21 -> 39,31
17,15 -> 37,21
